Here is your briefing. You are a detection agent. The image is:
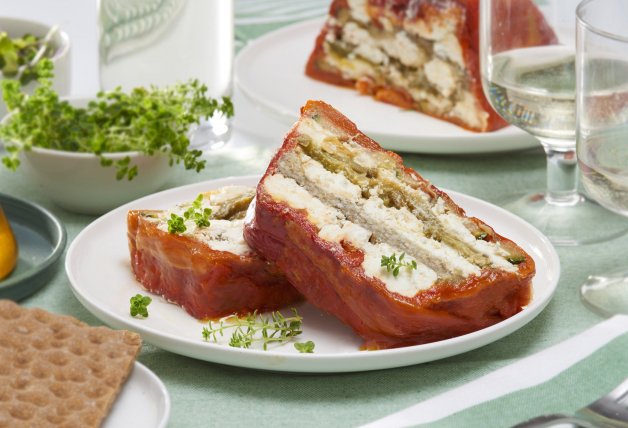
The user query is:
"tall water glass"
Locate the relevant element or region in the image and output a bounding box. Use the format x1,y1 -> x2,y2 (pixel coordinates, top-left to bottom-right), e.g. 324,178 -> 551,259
480,0 -> 627,245
98,0 -> 234,147
577,0 -> 628,315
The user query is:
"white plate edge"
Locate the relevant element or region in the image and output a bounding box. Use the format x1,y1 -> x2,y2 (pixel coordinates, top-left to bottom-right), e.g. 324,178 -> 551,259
234,19 -> 538,155
65,175 -> 561,373
104,361 -> 171,428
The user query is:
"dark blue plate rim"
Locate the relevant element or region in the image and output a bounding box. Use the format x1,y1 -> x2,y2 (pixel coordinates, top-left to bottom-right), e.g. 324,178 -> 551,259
0,193 -> 66,299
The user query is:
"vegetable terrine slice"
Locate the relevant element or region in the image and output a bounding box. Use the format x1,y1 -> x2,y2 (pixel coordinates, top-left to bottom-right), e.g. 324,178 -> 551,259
243,100 -> 535,349
127,186 -> 302,320
305,0 -> 556,132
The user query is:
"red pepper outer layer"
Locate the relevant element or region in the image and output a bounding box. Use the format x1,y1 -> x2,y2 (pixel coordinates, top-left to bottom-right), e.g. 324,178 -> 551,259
243,100 -> 535,349
127,210 -> 302,320
305,0 -> 557,132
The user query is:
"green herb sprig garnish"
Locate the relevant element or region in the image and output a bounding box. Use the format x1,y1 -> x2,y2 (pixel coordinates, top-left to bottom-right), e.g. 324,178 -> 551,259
0,27 -> 57,85
183,194 -> 212,228
202,309 -> 305,350
0,59 -> 234,179
381,252 -> 418,277
166,194 -> 212,234
130,294 -> 152,318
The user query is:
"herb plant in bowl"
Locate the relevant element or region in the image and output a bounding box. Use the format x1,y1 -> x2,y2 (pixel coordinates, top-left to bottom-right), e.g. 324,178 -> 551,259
0,17 -> 71,117
0,59 -> 234,214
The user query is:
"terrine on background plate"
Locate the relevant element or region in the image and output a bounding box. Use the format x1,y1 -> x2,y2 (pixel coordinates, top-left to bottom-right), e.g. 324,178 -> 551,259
244,100 -> 535,349
127,186 -> 302,320
305,0 -> 557,132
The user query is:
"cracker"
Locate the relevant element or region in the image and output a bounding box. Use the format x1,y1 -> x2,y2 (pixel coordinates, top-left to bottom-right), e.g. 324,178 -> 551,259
0,300 -> 142,427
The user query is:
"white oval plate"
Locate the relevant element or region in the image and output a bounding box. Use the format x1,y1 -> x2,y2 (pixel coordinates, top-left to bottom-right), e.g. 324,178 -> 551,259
105,362 -> 170,428
66,175 -> 560,373
235,19 -> 537,155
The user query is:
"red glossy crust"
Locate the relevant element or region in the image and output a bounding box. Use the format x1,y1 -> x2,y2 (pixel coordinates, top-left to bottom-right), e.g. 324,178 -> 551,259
244,100 -> 535,349
127,211 -> 302,320
305,0 -> 557,132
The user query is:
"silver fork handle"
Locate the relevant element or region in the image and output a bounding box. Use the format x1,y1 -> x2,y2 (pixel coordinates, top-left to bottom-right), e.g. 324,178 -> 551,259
577,376 -> 628,427
512,413 -> 601,428
577,408 -> 628,428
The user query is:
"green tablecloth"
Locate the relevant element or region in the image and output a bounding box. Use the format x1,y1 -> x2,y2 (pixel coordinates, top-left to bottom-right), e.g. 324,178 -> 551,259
2,2 -> 627,427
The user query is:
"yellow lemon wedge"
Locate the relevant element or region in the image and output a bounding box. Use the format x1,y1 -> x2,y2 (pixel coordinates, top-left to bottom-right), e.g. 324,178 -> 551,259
0,206 -> 18,280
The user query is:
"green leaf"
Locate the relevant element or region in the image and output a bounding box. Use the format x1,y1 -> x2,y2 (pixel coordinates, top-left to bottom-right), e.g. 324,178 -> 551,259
0,31 -> 55,81
129,294 -> 152,318
167,213 -> 186,234
380,252 -> 418,278
182,194 -> 212,228
294,341 -> 315,353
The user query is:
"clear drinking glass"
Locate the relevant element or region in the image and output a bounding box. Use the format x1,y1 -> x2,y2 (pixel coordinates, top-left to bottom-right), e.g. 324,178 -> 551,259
576,0 -> 628,315
98,0 -> 234,148
479,0 -> 628,245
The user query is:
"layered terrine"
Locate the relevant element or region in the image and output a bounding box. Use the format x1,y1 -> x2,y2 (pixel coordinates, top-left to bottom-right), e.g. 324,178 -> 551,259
244,100 -> 535,349
305,0 -> 557,132
127,186 -> 302,320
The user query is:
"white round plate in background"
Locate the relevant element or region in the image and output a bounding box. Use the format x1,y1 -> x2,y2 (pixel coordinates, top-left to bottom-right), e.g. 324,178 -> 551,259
235,20 -> 537,155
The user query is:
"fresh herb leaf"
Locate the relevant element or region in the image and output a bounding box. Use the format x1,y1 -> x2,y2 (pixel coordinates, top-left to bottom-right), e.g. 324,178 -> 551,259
0,59 -> 234,180
381,252 -> 418,277
183,194 -> 212,228
202,308 -> 305,351
507,255 -> 526,265
294,341 -> 315,353
167,213 -> 186,234
166,194 -> 212,235
130,294 -> 152,318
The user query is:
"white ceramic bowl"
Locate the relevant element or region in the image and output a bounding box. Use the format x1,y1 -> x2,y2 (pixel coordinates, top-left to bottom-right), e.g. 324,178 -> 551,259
21,147 -> 172,215
0,17 -> 71,117
2,97 -> 174,215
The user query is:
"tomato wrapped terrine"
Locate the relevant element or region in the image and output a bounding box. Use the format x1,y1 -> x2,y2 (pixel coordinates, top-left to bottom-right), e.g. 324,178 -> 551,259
243,100 -> 535,349
127,186 -> 302,320
305,0 -> 557,132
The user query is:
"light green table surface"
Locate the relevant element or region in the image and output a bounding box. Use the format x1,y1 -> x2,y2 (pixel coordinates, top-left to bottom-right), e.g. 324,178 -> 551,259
2,3 -> 628,427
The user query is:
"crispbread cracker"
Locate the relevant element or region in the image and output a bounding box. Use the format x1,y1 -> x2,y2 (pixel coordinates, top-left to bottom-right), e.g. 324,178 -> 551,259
0,300 -> 142,427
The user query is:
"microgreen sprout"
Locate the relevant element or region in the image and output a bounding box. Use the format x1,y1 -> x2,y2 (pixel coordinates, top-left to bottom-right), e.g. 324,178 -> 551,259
130,294 -> 152,318
0,29 -> 57,85
0,59 -> 234,180
183,194 -> 212,228
202,309 -> 305,351
294,341 -> 315,353
167,213 -> 186,234
381,252 -> 418,277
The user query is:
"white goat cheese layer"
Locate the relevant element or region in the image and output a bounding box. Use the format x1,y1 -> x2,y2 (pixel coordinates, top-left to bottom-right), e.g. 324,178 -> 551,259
155,186 -> 252,256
